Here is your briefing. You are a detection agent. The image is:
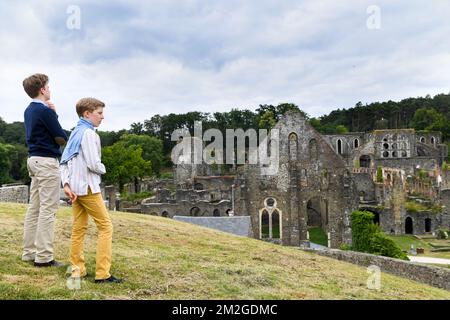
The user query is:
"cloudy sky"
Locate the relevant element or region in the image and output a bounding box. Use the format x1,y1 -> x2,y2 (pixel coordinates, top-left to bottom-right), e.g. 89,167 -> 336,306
0,1 -> 449,131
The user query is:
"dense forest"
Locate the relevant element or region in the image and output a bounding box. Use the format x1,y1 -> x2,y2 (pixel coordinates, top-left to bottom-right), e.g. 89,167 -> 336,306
1,93 -> 449,186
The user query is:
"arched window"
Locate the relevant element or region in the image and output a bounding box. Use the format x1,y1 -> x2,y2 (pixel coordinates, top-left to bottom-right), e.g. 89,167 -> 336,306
213,209 -> 220,217
288,133 -> 298,161
430,137 -> 435,145
194,183 -> 204,191
309,139 -> 318,161
354,138 -> 359,148
272,210 -> 280,239
337,139 -> 343,155
420,137 -> 425,143
261,210 -> 270,238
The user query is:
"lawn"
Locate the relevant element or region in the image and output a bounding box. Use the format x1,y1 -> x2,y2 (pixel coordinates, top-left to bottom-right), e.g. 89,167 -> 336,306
1,202 -> 449,300
385,234 -> 450,260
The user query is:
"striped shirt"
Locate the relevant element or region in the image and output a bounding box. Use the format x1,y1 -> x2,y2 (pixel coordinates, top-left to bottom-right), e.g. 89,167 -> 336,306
60,129 -> 106,196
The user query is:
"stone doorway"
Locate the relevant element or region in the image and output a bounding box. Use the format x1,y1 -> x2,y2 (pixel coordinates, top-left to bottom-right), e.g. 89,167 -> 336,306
405,217 -> 413,234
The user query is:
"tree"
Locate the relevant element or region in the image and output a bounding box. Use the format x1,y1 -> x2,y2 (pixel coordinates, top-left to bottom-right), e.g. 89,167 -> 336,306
118,134 -> 164,175
258,111 -> 276,130
102,143 -> 151,193
335,125 -> 349,134
129,122 -> 144,135
410,107 -> 450,140
0,143 -> 14,184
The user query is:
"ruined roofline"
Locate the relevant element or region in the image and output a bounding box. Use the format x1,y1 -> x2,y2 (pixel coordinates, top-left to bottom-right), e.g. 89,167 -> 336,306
194,175 -> 236,180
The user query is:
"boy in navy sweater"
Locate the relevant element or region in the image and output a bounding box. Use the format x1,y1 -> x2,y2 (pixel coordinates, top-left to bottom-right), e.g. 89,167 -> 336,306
22,73 -> 67,267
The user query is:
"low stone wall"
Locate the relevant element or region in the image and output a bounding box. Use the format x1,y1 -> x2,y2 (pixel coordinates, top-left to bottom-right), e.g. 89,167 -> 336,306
0,185 -> 29,204
304,248 -> 450,291
173,216 -> 253,237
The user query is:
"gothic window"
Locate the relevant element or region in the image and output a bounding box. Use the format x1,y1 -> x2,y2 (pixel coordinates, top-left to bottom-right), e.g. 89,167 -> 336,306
431,137 -> 435,145
354,138 -> 359,148
337,139 -> 343,155
261,210 -> 270,238
420,137 -> 425,143
309,139 -> 318,161
272,210 -> 280,239
288,133 -> 298,161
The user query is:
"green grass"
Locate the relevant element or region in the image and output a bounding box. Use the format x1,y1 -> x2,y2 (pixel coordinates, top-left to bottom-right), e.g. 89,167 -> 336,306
1,202 -> 450,299
385,235 -> 450,259
308,227 -> 328,247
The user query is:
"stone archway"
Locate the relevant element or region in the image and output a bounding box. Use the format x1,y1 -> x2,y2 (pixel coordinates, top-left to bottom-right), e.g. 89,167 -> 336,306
405,217 -> 413,234
190,207 -> 201,216
359,155 -> 371,168
425,218 -> 432,233
213,209 -> 220,217
306,197 -> 328,246
161,211 -> 169,218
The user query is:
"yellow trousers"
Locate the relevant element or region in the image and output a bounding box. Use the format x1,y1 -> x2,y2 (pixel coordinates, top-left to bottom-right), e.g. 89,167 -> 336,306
70,188 -> 113,280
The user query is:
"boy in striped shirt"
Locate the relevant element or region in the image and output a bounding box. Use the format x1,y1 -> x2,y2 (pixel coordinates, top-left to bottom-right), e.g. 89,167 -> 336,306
60,98 -> 122,284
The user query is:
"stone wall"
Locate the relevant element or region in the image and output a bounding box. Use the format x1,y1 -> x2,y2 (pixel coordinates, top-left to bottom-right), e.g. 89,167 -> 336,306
304,247 -> 450,291
173,216 -> 253,237
0,185 -> 29,203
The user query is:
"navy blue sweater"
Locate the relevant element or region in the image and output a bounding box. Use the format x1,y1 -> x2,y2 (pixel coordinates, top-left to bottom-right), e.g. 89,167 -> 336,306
24,102 -> 68,158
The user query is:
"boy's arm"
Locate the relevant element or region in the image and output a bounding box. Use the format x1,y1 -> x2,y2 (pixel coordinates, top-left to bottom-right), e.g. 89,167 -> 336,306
81,130 -> 106,175
40,108 -> 68,145
60,164 -> 77,202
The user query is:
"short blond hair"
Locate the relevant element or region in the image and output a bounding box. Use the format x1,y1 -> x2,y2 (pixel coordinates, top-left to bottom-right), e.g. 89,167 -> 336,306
76,97 -> 105,117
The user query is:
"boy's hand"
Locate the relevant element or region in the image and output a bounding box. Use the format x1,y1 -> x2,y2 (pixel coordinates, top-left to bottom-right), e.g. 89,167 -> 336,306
64,184 -> 77,203
47,100 -> 56,111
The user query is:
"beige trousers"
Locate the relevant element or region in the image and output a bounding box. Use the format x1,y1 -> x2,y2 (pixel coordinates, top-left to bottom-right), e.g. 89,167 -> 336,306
22,156 -> 61,263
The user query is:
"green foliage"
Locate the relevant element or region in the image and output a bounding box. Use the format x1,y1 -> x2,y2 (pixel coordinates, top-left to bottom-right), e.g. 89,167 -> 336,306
335,125 -> 349,134
376,166 -> 383,183
351,211 -> 379,252
351,210 -> 408,260
410,108 -> 449,139
258,111 -> 276,130
405,200 -> 428,213
436,229 -> 449,240
102,142 -> 152,192
160,171 -> 174,179
369,233 -> 409,260
118,134 -> 164,175
418,169 -> 427,180
0,143 -> 14,184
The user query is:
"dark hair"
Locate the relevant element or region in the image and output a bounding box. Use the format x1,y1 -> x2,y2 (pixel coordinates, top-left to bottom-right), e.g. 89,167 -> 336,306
76,98 -> 105,117
22,73 -> 48,98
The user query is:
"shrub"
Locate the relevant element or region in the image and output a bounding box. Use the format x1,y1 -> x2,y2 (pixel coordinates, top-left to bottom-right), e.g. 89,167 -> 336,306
376,166 -> 383,183
351,210 -> 379,252
160,171 -> 174,179
436,229 -> 449,240
369,233 -> 409,260
405,200 -> 428,213
351,210 -> 409,260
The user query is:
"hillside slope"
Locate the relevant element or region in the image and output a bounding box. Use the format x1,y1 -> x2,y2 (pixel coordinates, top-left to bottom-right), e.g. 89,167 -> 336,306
0,202 -> 449,300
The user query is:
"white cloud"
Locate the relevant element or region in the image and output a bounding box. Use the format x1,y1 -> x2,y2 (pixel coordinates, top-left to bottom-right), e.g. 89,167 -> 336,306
0,1 -> 449,130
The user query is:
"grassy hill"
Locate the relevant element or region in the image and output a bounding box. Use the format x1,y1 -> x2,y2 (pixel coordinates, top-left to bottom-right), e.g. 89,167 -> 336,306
0,202 -> 449,300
